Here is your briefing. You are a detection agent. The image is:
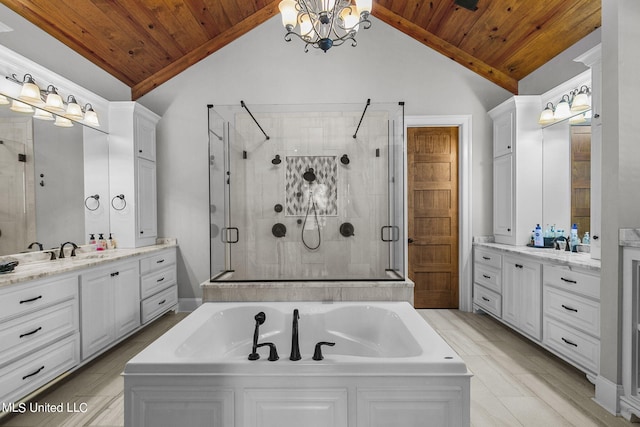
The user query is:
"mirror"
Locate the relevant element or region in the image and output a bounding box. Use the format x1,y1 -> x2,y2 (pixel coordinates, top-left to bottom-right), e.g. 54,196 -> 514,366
542,112 -> 592,239
0,93 -> 109,256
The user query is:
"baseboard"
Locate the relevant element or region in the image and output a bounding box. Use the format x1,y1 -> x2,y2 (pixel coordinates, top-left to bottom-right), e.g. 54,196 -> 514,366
178,298 -> 202,312
594,374 -> 622,415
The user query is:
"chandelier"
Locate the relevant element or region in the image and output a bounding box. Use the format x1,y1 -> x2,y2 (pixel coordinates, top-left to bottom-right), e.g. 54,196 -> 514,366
278,0 -> 372,52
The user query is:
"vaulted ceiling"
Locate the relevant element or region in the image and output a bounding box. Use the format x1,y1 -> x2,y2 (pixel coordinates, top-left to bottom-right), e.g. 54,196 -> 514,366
0,0 -> 601,100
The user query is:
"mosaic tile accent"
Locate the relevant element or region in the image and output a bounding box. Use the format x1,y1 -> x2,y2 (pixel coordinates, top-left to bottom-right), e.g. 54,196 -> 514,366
285,156 -> 338,216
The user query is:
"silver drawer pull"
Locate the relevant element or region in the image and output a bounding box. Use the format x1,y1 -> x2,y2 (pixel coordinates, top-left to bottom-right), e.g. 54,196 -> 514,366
560,277 -> 577,284
157,277 -> 165,283
158,299 -> 166,305
156,259 -> 165,264
19,327 -> 42,338
561,337 -> 578,347
481,296 -> 491,302
561,304 -> 578,312
482,274 -> 491,279
20,295 -> 42,304
22,365 -> 45,380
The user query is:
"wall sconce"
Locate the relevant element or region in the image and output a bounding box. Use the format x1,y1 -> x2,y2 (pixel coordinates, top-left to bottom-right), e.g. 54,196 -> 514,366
570,85 -> 590,112
4,72 -> 100,128
554,95 -> 571,120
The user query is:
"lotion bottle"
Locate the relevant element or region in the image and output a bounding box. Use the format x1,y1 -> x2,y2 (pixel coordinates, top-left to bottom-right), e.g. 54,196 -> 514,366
534,224 -> 544,247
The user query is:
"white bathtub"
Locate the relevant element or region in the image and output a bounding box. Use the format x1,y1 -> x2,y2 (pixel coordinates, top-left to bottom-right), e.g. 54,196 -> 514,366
124,302 -> 470,427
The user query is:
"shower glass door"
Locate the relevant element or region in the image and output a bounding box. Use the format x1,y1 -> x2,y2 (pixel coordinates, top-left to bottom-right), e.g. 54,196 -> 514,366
209,102 -> 406,282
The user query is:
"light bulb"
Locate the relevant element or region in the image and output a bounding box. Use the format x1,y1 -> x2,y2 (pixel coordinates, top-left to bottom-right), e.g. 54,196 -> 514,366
83,104 -> 100,127
538,103 -> 555,125
18,74 -> 43,105
44,85 -> 65,114
279,0 -> 297,30
65,95 -> 83,120
554,95 -> 571,120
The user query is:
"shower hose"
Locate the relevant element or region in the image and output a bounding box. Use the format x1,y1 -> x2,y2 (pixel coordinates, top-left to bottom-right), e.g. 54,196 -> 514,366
302,190 -> 321,250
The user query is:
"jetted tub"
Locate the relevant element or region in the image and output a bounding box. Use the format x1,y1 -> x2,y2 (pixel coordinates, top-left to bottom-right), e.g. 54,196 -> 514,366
124,302 -> 470,427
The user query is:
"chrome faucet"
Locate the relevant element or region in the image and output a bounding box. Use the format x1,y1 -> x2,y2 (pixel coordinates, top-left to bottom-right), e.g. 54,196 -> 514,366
59,242 -> 78,259
290,308 -> 301,361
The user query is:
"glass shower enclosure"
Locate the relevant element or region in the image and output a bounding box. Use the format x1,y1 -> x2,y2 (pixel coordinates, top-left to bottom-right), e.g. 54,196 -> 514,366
209,101 -> 405,282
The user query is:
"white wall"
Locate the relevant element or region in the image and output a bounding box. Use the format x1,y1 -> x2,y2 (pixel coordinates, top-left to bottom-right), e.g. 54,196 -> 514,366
138,16 -> 512,298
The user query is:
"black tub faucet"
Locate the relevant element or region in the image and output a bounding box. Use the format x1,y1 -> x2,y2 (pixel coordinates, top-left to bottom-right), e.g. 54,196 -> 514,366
290,308 -> 301,361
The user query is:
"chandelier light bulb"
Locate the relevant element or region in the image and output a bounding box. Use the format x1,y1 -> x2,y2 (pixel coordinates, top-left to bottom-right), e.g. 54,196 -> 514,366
356,0 -> 372,15
341,6 -> 359,32
279,0 -> 297,30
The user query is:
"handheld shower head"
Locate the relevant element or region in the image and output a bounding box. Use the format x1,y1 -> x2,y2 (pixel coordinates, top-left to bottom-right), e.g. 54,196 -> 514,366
303,168 -> 316,183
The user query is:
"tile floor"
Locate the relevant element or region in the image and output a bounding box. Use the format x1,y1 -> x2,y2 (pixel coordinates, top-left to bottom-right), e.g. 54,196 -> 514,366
0,309 -> 634,426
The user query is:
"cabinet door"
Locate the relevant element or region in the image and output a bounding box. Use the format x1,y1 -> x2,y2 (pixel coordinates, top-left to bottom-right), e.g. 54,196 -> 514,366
113,261 -> 141,339
518,261 -> 542,340
493,111 -> 514,157
135,114 -> 157,161
493,154 -> 514,239
136,157 -> 157,243
80,270 -> 114,360
502,261 -> 519,327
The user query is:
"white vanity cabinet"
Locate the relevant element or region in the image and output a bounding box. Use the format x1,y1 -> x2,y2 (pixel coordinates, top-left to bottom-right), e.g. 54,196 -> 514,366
0,274 -> 80,405
109,102 -> 160,249
489,96 -> 543,246
472,247 -> 502,317
502,255 -> 542,340
80,259 -> 140,360
139,248 -> 178,324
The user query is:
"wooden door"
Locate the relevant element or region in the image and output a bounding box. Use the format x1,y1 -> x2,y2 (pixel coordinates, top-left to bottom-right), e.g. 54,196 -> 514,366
571,125 -> 591,237
408,127 -> 459,308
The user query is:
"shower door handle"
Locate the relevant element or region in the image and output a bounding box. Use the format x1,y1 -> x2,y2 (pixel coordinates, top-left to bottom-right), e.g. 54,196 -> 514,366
381,226 -> 400,242
221,227 -> 239,244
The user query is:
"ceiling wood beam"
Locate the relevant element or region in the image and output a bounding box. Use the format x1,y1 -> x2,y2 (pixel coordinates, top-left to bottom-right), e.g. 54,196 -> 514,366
131,0 -> 280,100
372,4 -> 518,94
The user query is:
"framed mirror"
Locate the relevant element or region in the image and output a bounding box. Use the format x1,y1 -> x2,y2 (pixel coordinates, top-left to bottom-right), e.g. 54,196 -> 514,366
0,93 -> 109,256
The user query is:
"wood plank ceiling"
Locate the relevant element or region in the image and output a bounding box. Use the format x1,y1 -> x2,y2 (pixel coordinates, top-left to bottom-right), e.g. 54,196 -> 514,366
0,0 -> 601,99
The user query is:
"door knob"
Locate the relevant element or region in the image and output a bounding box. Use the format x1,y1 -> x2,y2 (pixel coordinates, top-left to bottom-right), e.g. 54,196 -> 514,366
408,238 -> 414,244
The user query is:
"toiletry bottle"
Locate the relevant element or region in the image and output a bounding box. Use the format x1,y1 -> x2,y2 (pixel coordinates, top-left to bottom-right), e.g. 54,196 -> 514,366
530,230 -> 535,246
534,224 -> 544,247
108,233 -> 116,249
570,223 -> 578,252
97,233 -> 105,251
89,234 -> 96,250
583,232 -> 590,245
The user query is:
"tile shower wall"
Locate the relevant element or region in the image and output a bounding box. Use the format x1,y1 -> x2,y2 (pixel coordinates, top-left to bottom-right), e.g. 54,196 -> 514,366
229,111 -> 390,280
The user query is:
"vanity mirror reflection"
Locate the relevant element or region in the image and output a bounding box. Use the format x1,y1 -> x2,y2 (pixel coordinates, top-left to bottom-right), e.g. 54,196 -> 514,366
0,93 -> 109,256
541,111 -> 592,243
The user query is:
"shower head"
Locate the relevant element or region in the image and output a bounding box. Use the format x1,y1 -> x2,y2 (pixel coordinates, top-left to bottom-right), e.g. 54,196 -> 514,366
303,168 -> 316,183
340,154 -> 350,165
255,312 -> 266,325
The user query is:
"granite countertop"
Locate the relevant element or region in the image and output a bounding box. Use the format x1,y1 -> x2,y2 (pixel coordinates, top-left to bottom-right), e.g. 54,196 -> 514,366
0,238 -> 177,288
474,242 -> 601,271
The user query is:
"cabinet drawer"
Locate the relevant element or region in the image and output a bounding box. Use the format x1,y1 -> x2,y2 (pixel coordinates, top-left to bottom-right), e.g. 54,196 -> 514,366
0,333 -> 79,405
0,275 -> 77,323
473,285 -> 502,318
140,249 -> 176,275
474,264 -> 501,293
543,318 -> 599,374
543,286 -> 600,337
141,265 -> 176,299
474,248 -> 502,269
544,265 -> 600,299
0,299 -> 78,367
141,285 -> 177,324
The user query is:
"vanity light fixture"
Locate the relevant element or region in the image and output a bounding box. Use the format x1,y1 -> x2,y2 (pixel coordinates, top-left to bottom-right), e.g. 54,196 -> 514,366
33,108 -> 54,121
54,115 -> 73,127
44,85 -> 65,114
83,103 -> 100,127
9,99 -> 33,113
17,74 -> 43,105
278,0 -> 372,52
538,102 -> 555,125
65,95 -> 83,120
554,94 -> 571,120
570,85 -> 591,112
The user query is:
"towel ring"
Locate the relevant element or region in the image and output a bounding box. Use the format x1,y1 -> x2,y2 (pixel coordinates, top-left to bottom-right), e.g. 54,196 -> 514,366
111,194 -> 127,211
84,194 -> 100,211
